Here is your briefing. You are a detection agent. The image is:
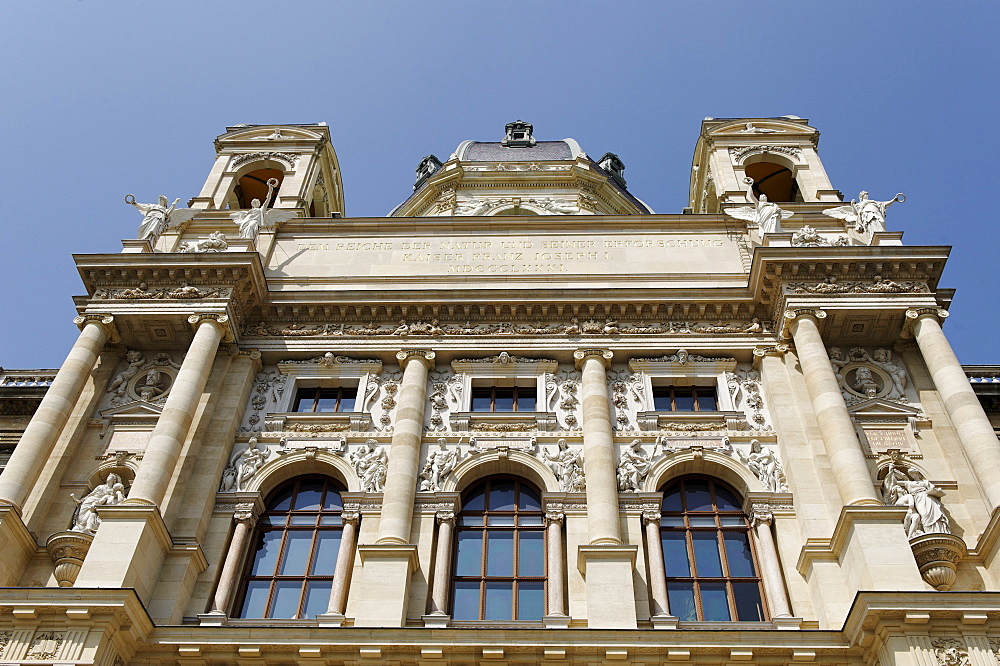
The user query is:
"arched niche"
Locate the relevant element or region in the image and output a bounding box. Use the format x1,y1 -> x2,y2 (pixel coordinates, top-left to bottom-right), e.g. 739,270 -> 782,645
444,450 -> 558,494
644,449 -> 763,496
492,206 -> 540,216
743,153 -> 803,203
226,159 -> 289,210
246,450 -> 358,496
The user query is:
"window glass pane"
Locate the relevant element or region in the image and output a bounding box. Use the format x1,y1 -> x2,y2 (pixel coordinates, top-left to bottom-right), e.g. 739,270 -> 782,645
484,582 -> 513,620
692,532 -> 723,577
271,580 -> 303,619
667,582 -> 697,621
290,515 -> 316,525
270,486 -> 294,512
661,532 -> 690,577
489,515 -> 515,526
280,532 -> 314,576
700,582 -> 731,621
489,480 -> 516,511
455,531 -> 483,576
493,392 -> 514,412
293,389 -> 316,412
516,392 -> 535,412
486,531 -> 515,576
452,581 -> 481,620
662,486 -> 683,512
312,531 -> 341,576
472,389 -> 493,412
315,396 -> 339,412
517,581 -> 544,621
463,484 -> 486,511
696,392 -> 717,411
684,479 -> 712,511
720,516 -> 744,526
519,515 -> 543,526
689,516 -> 716,527
339,394 -> 355,412
661,516 -> 684,527
240,580 -> 270,618
250,530 -> 283,575
320,515 -> 342,526
518,531 -> 544,576
294,480 -> 324,510
653,391 -> 672,411
714,485 -> 741,511
723,532 -> 755,578
459,515 -> 483,527
519,485 -> 541,511
674,394 -> 695,411
302,580 -> 333,619
732,582 -> 764,621
324,489 -> 343,511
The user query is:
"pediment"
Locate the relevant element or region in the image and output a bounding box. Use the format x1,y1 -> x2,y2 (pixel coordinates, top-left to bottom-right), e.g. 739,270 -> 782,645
222,126 -> 324,142
708,118 -> 815,136
847,398 -> 922,418
100,400 -> 163,418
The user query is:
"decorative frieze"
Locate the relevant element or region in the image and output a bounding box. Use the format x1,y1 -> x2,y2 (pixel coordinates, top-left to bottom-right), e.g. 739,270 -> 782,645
784,276 -> 928,294
829,346 -> 911,405
93,284 -> 232,300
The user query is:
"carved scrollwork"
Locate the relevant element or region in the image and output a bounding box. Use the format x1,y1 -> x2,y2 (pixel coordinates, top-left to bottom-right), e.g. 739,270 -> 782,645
726,366 -> 771,430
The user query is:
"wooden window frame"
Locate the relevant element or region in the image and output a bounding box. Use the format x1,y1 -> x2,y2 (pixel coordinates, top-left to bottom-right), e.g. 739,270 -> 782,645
651,385 -> 718,412
451,476 -> 546,622
470,386 -> 537,413
660,475 -> 767,622
293,386 -> 356,413
234,476 -> 345,620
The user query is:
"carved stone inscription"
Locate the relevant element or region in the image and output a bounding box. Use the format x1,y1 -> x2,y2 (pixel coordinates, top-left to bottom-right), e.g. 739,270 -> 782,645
272,233 -> 742,278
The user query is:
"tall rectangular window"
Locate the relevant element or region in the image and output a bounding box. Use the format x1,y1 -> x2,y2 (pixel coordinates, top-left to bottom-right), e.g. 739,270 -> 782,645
652,386 -> 718,412
293,387 -> 356,413
471,386 -> 536,412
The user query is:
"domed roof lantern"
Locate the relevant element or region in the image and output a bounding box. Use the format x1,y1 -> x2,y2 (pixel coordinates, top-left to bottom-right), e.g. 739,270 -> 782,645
501,120 -> 536,148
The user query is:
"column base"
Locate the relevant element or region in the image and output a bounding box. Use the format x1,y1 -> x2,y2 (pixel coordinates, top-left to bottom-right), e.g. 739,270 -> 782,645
422,613 -> 450,628
543,614 -> 571,629
74,503 -> 172,604
352,544 -> 419,627
651,614 -> 679,629
577,544 -> 638,629
316,612 -> 347,627
0,505 -> 35,586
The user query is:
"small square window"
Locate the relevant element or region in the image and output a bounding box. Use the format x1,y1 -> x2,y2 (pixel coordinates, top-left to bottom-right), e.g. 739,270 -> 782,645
652,386 -> 718,412
293,387 -> 357,413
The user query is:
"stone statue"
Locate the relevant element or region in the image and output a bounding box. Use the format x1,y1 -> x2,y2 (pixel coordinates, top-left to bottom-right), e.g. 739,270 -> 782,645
108,350 -> 145,399
137,367 -> 167,402
126,194 -> 180,244
882,463 -> 950,538
541,438 -> 585,492
872,348 -> 907,400
724,178 -> 793,234
419,438 -> 461,492
351,439 -> 388,493
739,440 -> 788,492
230,178 -> 279,240
71,473 -> 127,534
851,366 -> 880,397
236,438 -> 270,491
739,122 -> 782,134
617,439 -> 653,492
823,191 -> 905,233
828,347 -> 849,391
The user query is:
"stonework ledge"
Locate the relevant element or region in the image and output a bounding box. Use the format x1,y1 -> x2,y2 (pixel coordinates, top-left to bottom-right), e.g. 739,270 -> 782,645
796,505 -> 909,575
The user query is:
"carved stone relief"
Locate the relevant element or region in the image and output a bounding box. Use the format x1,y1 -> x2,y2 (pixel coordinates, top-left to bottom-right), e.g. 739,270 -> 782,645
93,284 -> 231,300
931,638 -> 969,666
178,230 -> 229,253
736,439 -> 788,492
545,369 -> 582,430
617,438 -> 653,492
239,368 -> 286,432
106,351 -> 181,407
785,276 -> 928,295
651,436 -> 789,493
351,439 -> 388,492
726,365 -> 772,430
608,367 -> 645,431
220,437 -> 270,492
419,438 -> 466,492
539,438 -> 585,491
790,225 -> 848,247
365,369 -> 402,432
426,370 -> 464,432
829,346 -> 911,405
70,472 -> 128,534
25,631 -> 65,660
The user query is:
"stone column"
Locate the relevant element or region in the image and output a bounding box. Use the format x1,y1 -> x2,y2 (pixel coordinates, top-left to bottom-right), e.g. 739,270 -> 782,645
573,348 -> 621,545
324,510 -> 360,620
376,350 -> 434,544
785,309 -> 879,506
643,510 -> 672,619
545,510 -> 566,618
428,510 -> 455,616
750,508 -> 792,618
212,503 -> 258,615
128,314 -> 227,506
0,315 -> 115,510
907,308 -> 1000,508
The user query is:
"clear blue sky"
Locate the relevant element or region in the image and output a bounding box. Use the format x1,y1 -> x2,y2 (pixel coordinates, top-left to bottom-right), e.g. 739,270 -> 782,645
1,2 -> 997,368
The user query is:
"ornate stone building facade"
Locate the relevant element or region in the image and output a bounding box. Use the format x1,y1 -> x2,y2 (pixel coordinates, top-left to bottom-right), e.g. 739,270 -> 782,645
1,118 -> 999,665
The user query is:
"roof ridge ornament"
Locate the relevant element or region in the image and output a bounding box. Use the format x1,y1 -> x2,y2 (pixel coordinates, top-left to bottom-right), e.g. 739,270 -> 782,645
502,120 -> 536,148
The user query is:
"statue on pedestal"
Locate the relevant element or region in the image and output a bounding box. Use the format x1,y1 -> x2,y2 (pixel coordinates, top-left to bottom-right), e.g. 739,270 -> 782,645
126,194 -> 180,245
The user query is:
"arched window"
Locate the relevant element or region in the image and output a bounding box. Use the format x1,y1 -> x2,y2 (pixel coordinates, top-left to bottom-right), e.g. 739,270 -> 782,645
745,161 -> 801,203
236,476 -> 344,619
660,476 -> 766,622
452,476 -> 546,621
235,168 -> 284,209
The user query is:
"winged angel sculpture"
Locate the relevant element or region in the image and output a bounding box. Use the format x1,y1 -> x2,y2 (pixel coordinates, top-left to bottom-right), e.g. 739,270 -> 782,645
822,191 -> 905,234
724,178 -> 793,234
